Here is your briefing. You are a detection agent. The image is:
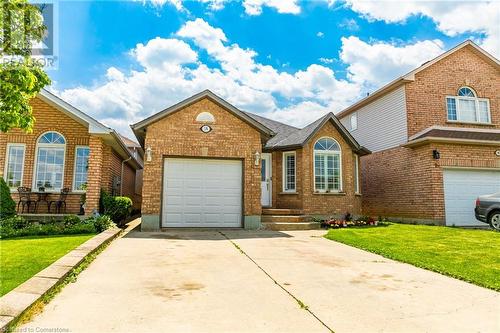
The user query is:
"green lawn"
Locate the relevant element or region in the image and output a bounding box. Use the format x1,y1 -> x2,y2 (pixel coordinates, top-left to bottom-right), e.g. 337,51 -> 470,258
0,234 -> 95,296
325,224 -> 500,291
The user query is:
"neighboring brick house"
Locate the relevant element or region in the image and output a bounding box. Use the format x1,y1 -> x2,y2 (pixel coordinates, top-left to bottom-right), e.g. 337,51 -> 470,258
0,89 -> 143,215
337,40 -> 500,226
131,90 -> 369,231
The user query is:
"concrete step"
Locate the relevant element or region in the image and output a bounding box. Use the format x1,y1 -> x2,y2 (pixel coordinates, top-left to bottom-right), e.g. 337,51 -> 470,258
261,215 -> 310,223
263,222 -> 321,231
262,208 -> 304,215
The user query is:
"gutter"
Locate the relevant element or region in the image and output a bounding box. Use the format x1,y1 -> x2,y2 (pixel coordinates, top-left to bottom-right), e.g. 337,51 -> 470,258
403,137 -> 500,148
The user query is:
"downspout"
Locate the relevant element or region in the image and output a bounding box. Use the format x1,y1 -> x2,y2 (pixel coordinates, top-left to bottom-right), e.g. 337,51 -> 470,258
120,156 -> 132,196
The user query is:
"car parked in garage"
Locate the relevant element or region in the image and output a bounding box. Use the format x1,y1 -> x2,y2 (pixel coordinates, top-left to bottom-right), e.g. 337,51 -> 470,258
475,192 -> 500,230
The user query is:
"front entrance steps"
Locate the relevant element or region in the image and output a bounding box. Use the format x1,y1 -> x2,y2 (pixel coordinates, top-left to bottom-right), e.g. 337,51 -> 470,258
261,208 -> 320,231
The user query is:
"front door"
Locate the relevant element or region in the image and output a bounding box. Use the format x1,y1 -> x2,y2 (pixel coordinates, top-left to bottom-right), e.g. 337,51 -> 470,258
261,153 -> 272,207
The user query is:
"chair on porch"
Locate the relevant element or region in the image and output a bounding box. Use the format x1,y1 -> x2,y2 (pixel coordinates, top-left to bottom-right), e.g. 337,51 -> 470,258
49,188 -> 70,214
17,187 -> 35,213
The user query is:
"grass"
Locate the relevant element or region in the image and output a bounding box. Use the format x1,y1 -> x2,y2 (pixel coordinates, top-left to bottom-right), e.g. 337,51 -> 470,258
325,223 -> 500,291
0,234 -> 95,296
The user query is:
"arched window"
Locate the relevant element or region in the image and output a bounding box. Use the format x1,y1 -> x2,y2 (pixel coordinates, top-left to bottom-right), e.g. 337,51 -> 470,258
457,86 -> 476,97
34,131 -> 66,191
313,137 -> 342,192
446,86 -> 490,123
195,112 -> 215,123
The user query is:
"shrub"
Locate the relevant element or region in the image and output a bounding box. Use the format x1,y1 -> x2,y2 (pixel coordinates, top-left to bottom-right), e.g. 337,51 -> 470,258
63,214 -> 82,227
87,215 -> 115,232
0,215 -> 105,239
0,178 -> 16,219
0,215 -> 31,230
101,190 -> 132,225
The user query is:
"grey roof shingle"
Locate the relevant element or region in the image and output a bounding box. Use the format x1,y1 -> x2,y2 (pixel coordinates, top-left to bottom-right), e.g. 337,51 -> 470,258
244,111 -> 370,155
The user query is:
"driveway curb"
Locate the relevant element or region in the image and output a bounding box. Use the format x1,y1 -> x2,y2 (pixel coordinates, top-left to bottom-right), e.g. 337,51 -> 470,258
0,228 -> 122,332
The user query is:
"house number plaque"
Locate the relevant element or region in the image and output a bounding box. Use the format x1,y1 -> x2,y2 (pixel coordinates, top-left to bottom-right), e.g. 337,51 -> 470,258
200,125 -> 212,133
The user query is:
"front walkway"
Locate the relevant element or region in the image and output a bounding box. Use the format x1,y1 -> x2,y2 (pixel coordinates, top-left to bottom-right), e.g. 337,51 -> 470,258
20,229 -> 499,333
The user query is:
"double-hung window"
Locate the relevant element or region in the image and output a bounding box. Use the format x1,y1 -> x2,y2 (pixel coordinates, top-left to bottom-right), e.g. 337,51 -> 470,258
34,132 -> 66,191
350,112 -> 358,131
446,87 -> 491,124
4,144 -> 26,189
314,137 -> 342,192
283,151 -> 296,192
73,146 -> 90,191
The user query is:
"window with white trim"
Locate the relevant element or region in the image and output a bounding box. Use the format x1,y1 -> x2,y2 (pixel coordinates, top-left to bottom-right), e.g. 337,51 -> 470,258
73,146 -> 90,191
4,144 -> 25,189
350,112 -> 358,131
283,151 -> 296,192
34,132 -> 66,191
354,154 -> 360,194
314,137 -> 341,192
446,86 -> 490,123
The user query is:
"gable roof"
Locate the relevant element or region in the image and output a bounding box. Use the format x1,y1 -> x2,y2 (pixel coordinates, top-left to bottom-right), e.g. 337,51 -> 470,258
337,40 -> 500,119
131,90 -> 275,145
257,112 -> 370,155
37,89 -> 142,170
131,90 -> 369,155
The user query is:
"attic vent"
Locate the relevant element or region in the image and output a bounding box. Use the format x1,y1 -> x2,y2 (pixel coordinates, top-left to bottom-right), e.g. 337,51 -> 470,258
196,112 -> 215,123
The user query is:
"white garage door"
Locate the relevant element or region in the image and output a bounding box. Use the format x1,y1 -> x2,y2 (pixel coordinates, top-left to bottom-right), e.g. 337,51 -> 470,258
162,158 -> 242,228
443,169 -> 500,226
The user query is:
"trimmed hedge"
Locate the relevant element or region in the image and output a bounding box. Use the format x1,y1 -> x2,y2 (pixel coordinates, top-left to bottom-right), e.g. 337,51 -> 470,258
101,190 -> 132,225
0,215 -> 115,239
0,178 -> 16,219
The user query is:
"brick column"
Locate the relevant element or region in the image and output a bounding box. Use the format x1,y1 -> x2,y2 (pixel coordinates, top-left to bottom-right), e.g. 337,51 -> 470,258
86,136 -> 104,215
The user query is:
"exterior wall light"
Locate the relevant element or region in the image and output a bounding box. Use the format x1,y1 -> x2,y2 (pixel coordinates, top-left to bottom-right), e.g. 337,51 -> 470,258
432,149 -> 440,160
254,151 -> 261,166
146,146 -> 152,162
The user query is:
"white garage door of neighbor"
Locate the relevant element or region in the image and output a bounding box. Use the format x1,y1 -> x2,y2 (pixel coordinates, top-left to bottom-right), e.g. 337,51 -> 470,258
443,169 -> 500,227
162,158 -> 242,228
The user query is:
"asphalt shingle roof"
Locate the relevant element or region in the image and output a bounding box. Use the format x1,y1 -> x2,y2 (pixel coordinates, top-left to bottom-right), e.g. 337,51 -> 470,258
242,111 -> 370,155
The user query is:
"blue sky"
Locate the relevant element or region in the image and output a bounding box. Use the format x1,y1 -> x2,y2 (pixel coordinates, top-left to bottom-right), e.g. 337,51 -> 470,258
46,0 -> 499,137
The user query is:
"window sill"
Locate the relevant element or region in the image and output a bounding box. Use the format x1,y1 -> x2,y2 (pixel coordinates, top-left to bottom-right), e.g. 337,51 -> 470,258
446,121 -> 494,126
355,193 -> 362,197
313,192 -> 346,196
279,191 -> 298,195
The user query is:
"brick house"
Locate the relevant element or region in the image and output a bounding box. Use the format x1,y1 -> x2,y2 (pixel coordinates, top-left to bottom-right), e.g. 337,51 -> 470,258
131,90 -> 369,230
0,89 -> 143,215
337,40 -> 500,226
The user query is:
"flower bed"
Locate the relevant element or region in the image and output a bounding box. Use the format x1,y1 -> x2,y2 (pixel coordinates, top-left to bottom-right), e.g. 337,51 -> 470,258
318,215 -> 385,229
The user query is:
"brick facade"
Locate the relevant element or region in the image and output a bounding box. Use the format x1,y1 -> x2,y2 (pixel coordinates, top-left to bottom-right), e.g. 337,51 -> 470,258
406,46 -> 500,136
360,44 -> 500,224
140,97 -> 362,230
141,97 -> 262,222
269,121 -> 362,216
0,97 -> 141,215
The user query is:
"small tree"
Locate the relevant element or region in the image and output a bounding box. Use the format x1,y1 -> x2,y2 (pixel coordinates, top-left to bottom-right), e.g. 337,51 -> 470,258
0,178 -> 16,218
0,0 -> 51,132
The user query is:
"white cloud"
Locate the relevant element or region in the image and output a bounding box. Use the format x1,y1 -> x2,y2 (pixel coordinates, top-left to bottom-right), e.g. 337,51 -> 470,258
58,19 -> 362,137
139,0 -> 302,16
338,18 -> 359,31
56,20 -> 454,139
340,36 -> 444,88
133,37 -> 198,68
242,0 -> 301,15
343,0 -> 500,57
319,57 -> 334,64
316,31 -> 325,38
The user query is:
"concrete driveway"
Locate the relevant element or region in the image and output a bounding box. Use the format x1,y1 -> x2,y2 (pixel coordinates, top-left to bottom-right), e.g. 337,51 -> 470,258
21,229 -> 499,333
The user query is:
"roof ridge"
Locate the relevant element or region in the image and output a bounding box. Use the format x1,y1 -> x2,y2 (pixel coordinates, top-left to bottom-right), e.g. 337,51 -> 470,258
242,111 -> 300,130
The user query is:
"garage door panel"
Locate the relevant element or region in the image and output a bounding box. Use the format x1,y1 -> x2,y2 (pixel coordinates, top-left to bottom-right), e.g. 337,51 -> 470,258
163,158 -> 242,228
443,169 -> 500,227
